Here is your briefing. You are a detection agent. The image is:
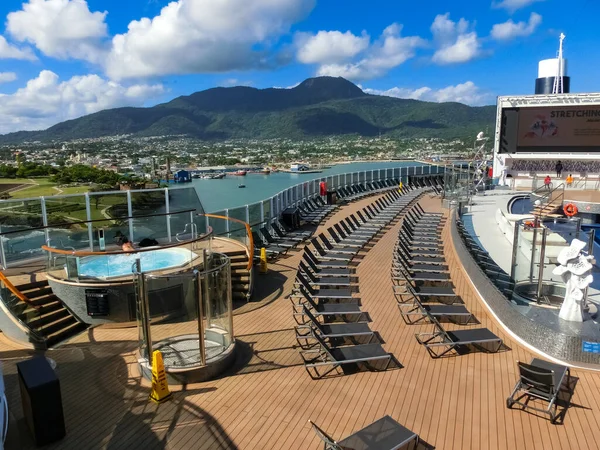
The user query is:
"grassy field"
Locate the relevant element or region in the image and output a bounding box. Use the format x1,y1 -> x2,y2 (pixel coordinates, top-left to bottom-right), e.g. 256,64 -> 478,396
2,177 -> 91,199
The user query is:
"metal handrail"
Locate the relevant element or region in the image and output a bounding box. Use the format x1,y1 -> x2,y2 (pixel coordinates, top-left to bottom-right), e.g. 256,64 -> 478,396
0,271 -> 38,308
530,183 -> 565,218
202,214 -> 253,271
41,228 -> 213,257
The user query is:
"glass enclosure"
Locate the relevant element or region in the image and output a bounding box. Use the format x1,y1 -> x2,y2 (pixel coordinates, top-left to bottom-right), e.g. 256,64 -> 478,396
443,163 -> 472,204
511,217 -> 593,303
135,252 -> 233,369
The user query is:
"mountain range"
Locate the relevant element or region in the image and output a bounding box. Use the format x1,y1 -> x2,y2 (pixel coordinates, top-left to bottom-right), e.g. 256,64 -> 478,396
0,77 -> 496,144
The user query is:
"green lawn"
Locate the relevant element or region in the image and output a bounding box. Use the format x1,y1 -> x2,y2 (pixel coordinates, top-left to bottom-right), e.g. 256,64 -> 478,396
8,178 -> 91,199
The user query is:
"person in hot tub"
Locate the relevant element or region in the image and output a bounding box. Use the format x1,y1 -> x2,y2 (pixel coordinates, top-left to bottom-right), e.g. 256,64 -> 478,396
114,232 -> 136,252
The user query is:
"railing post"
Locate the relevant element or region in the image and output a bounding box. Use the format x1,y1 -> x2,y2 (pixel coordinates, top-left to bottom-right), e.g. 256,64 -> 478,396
203,249 -> 212,328
260,201 -> 264,224
530,227 -> 538,283
225,209 -> 230,237
40,197 -> 50,247
536,228 -> 548,301
195,270 -> 206,366
85,193 -> 93,251
164,188 -> 172,242
135,259 -> 152,361
227,259 -> 234,338
245,205 -> 250,225
510,221 -> 520,280
126,190 -> 134,243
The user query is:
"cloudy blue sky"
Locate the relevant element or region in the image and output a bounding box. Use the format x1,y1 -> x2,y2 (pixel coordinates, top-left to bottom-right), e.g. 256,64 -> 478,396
0,0 -> 597,134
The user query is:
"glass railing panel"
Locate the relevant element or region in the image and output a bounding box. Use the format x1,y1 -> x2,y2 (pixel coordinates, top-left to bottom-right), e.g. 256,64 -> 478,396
208,210 -> 227,237
0,198 -> 45,266
263,199 -> 272,222
130,190 -> 168,244
144,272 -> 203,369
227,206 -> 249,242
204,254 -> 232,349
248,203 -> 262,228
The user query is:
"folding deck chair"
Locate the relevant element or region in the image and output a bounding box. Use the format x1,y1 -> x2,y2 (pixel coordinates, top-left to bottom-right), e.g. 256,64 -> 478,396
295,305 -> 376,349
310,415 -> 419,450
415,315 -> 503,358
506,358 -> 571,423
300,332 -> 395,379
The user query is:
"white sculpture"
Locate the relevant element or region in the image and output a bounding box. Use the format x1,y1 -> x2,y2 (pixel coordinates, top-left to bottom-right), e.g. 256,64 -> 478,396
552,239 -> 594,322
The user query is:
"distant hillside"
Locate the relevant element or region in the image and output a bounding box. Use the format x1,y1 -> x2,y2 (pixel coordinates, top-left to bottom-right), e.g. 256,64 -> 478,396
0,77 -> 496,144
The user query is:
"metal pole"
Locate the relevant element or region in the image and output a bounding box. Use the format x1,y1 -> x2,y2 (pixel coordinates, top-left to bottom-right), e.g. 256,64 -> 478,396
536,228 -> 548,302
40,197 -> 50,246
85,193 -> 93,251
203,249 -> 212,329
127,190 -> 134,243
135,259 -> 152,361
165,188 -> 172,242
583,229 -> 595,312
227,258 -> 234,342
195,270 -> 206,366
510,221 -> 520,281
530,227 -> 538,282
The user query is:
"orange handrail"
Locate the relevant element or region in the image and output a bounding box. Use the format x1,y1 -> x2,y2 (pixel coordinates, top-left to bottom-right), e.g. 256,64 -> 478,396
0,271 -> 38,308
202,214 -> 253,271
41,229 -> 213,257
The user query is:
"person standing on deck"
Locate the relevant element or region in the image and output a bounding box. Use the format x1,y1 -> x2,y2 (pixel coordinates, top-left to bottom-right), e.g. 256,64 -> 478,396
544,175 -> 552,190
555,160 -> 563,178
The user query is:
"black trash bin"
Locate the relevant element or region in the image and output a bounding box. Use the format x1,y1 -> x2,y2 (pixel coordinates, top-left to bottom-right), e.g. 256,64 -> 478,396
326,190 -> 337,205
17,357 -> 65,446
281,207 -> 301,229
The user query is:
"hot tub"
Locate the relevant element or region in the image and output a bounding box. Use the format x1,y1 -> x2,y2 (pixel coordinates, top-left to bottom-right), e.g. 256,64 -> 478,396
79,247 -> 199,279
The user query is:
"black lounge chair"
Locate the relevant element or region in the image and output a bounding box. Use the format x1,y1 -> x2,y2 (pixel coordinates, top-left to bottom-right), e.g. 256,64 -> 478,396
291,287 -> 365,324
299,262 -> 355,287
295,306 -> 376,349
300,332 -> 394,379
295,272 -> 356,300
311,238 -> 355,262
415,316 -> 503,358
394,282 -> 461,305
310,415 -> 419,450
302,252 -> 355,277
304,250 -> 354,271
506,358 -> 571,423
398,299 -> 474,325
259,227 -> 297,249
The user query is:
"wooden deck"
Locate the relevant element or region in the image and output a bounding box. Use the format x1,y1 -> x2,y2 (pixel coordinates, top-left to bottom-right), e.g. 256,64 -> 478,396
3,193 -> 600,449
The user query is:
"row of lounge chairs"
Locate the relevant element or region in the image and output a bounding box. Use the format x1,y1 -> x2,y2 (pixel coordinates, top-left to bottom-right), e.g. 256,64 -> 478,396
454,221 -> 572,422
335,179 -> 401,202
293,187 -> 427,379
393,205 -> 505,358
298,196 -> 338,225
456,219 -> 515,299
252,219 -> 313,260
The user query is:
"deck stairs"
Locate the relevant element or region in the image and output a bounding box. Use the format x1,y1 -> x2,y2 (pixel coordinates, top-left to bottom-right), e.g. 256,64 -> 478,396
223,249 -> 252,302
11,280 -> 87,348
530,201 -> 563,219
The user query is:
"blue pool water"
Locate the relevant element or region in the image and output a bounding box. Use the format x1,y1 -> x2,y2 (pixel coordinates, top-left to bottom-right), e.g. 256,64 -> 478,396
79,248 -> 195,279
509,196 -> 533,215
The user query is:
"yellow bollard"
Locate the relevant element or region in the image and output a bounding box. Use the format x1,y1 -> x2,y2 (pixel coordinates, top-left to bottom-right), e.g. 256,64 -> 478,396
259,247 -> 268,274
398,181 -> 403,194
149,350 -> 172,404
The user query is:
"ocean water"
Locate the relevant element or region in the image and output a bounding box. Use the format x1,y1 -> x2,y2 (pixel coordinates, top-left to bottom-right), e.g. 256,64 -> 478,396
188,161 -> 426,212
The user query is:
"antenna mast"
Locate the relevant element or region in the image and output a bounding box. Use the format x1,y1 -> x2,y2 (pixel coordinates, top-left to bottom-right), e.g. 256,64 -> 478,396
552,33 -> 566,94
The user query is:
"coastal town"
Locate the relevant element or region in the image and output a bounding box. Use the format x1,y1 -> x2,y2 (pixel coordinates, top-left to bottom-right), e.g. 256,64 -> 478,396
0,135 -> 474,177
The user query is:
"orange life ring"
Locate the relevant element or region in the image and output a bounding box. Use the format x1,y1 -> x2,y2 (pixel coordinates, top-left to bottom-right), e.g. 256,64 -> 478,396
563,203 -> 578,217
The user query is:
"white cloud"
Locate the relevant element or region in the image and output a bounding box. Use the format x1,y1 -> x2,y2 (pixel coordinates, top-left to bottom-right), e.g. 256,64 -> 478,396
295,30 -> 370,64
6,0 -> 108,63
106,0 -> 315,79
0,70 -> 164,133
431,14 -> 481,64
0,36 -> 37,61
493,0 -> 545,12
364,81 -> 492,106
491,12 -> 542,40
0,72 -> 18,84
314,24 -> 426,81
